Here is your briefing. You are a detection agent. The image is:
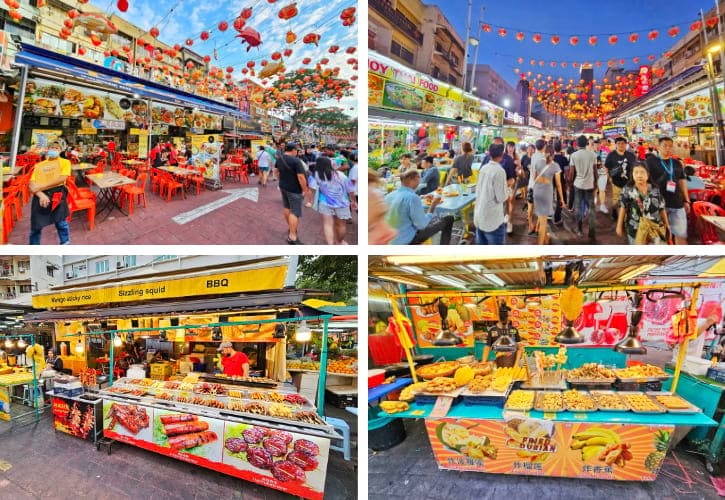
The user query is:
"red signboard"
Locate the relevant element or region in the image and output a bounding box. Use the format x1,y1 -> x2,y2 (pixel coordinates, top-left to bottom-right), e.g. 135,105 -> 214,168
635,66 -> 651,97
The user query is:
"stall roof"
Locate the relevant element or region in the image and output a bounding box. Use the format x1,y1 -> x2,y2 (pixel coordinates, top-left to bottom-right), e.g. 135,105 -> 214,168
14,43 -> 245,118
24,289 -> 312,322
368,255 -> 722,290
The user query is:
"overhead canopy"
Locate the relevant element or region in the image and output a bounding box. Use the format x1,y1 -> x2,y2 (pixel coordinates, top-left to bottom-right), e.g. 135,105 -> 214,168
15,43 -> 245,118
24,289 -> 310,322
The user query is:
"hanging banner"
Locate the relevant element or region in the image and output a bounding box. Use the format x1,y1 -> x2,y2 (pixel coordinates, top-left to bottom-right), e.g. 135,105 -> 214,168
190,134 -> 222,182
426,418 -> 672,481
32,265 -> 288,309
103,402 -> 330,500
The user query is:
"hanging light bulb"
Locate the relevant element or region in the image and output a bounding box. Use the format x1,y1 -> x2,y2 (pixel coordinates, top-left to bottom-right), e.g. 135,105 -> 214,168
295,321 -> 312,343
113,334 -> 122,347
4,338 -> 12,349
75,339 -> 84,354
17,338 -> 25,349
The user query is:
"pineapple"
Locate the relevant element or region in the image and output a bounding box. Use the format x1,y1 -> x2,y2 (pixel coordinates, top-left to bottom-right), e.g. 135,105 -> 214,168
645,430 -> 671,472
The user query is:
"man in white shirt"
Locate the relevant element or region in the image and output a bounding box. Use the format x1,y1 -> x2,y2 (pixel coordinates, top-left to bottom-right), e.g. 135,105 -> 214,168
474,143 -> 508,245
570,135 -> 598,240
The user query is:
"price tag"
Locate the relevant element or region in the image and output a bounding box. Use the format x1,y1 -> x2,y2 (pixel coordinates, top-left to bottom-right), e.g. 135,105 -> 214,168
574,413 -> 587,420
411,410 -> 426,416
429,396 -> 454,418
543,412 -> 557,420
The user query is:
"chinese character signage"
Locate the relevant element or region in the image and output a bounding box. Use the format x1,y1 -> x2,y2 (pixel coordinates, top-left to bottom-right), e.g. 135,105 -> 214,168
635,66 -> 651,97
425,418 -> 672,481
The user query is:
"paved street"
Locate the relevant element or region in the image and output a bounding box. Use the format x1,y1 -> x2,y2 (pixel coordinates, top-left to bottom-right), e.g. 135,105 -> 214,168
8,178 -> 358,246
0,403 -> 357,499
369,418 -> 721,500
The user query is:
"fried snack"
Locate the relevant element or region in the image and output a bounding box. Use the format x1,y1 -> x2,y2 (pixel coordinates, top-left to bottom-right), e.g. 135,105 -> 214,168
294,411 -> 324,425
268,403 -> 293,418
568,363 -> 616,380
251,392 -> 268,401
616,365 -> 667,379
505,390 -> 535,410
623,393 -> 662,412
655,395 -> 692,410
104,96 -> 123,119
491,374 -> 512,393
417,361 -> 460,380
563,390 -> 597,411
425,377 -> 458,394
593,393 -> 629,411
228,389 -> 245,398
267,392 -> 286,403
471,361 -> 493,376
227,399 -> 245,411
467,375 -> 492,394
243,402 -> 268,415
61,102 -> 81,117
63,89 -> 83,101
399,382 -> 428,402
380,401 -> 409,414
454,366 -> 475,387
537,392 -> 564,411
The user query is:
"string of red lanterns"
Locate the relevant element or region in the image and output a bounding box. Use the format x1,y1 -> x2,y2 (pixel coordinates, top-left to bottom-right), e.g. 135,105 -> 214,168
514,52 -> 672,70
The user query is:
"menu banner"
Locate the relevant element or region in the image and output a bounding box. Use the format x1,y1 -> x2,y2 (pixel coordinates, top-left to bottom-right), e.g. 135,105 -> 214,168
103,401 -> 329,500
189,134 -> 222,182
369,55 -> 464,121
425,418 -> 672,481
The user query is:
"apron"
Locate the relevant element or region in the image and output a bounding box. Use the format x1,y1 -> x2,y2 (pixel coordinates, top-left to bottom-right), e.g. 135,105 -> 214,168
30,184 -> 69,231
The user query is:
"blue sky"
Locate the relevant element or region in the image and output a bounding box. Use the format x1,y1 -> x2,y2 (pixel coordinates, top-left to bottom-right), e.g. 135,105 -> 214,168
91,0 -> 358,112
438,0 -> 719,89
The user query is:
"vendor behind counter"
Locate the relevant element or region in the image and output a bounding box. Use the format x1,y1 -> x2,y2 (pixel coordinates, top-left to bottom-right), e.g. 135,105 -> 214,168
218,341 -> 250,377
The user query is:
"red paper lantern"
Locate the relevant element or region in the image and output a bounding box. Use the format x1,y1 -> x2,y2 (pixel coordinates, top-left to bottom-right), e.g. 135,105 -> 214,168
278,3 -> 298,20
498,28 -> 507,37
203,55 -> 211,63
515,32 -> 525,41
150,27 -> 159,38
284,48 -> 293,57
241,7 -> 252,19
648,30 -> 659,41
271,51 -> 281,60
530,59 -> 536,66
186,61 -> 194,69
482,24 -> 491,33
90,34 -> 102,47
588,36 -> 597,46
648,54 -> 655,61
707,17 -> 719,29
68,9 -> 79,19
608,35 -> 618,45
117,0 -> 128,12
200,31 -> 209,41
665,51 -> 672,58
595,61 -> 602,67
260,60 -> 267,66
532,33 -> 542,43
550,61 -> 556,67
668,26 -> 680,37
320,58 -> 329,65
329,45 -> 339,53
234,17 -> 246,31
629,33 -> 639,43
691,21 -> 703,31
517,57 -> 524,64
226,66 -> 233,73
561,62 -> 567,68
78,47 -> 86,55
551,35 -> 560,45
633,57 -> 640,63
63,19 -> 73,29
569,36 -> 579,46
573,62 -> 579,68
185,38 -> 193,46
218,21 -> 228,31
302,57 -> 311,64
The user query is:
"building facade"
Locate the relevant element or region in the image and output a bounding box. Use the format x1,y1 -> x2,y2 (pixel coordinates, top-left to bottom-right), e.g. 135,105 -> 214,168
468,64 -> 516,109
0,255 -> 33,304
369,0 -> 465,86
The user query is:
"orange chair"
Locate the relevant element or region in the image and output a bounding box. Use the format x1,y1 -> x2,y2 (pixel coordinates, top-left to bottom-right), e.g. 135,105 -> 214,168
150,168 -> 162,194
188,167 -> 206,195
163,172 -> 185,202
66,183 -> 95,231
3,184 -> 22,221
66,175 -> 96,201
692,201 -> 725,245
121,173 -> 147,215
239,163 -> 249,184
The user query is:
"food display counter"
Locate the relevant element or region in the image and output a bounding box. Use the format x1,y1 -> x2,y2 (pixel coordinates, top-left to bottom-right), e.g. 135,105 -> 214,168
51,391 -> 103,443
0,371 -> 38,421
376,360 -> 717,481
99,377 -> 339,500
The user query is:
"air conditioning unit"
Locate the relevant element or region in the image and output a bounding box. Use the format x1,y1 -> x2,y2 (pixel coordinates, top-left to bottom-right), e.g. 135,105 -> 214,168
65,273 -> 74,279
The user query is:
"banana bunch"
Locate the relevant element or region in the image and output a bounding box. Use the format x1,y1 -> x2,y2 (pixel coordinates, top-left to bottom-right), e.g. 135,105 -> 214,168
399,382 -> 428,402
494,366 -> 527,381
380,401 -> 409,414
25,344 -> 45,369
570,427 -> 627,463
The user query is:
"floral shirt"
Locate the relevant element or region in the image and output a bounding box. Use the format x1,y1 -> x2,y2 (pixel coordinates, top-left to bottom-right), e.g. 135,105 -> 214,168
620,184 -> 666,240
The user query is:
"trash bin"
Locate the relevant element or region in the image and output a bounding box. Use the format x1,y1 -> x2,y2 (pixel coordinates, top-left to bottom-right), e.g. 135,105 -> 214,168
369,407 -> 406,451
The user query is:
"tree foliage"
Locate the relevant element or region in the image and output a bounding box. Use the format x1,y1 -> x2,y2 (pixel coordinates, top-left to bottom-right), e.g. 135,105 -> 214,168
296,255 -> 357,304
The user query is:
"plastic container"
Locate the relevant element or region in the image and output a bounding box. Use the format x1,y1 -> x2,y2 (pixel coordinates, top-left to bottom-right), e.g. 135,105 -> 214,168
368,369 -> 386,389
126,364 -> 146,379
682,356 -> 712,376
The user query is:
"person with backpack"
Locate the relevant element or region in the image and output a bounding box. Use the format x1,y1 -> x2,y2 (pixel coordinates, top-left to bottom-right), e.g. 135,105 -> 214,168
310,156 -> 357,245
605,136 -> 636,220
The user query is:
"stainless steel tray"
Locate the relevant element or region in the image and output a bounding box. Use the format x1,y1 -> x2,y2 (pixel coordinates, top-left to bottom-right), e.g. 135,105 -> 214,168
647,392 -> 703,414
534,391 -> 565,413
619,391 -> 667,414
562,390 -> 598,412
590,390 -> 630,412
504,390 -> 535,411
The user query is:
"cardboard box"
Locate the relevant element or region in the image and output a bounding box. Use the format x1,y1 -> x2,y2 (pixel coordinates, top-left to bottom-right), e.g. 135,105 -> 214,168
150,363 -> 172,377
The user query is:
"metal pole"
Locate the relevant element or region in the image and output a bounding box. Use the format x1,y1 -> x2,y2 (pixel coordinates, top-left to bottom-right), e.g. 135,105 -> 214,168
109,332 -> 114,387
30,335 -> 37,421
316,316 -> 329,417
703,9 -> 725,166
469,6 -> 484,93
9,64 -> 28,169
461,0 -> 473,92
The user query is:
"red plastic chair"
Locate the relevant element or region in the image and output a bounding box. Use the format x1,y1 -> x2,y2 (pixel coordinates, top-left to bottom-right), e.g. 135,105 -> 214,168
67,183 -> 96,231
239,163 -> 249,184
163,172 -> 185,202
120,173 -> 147,215
188,167 -> 206,195
692,201 -> 725,244
65,175 -> 95,201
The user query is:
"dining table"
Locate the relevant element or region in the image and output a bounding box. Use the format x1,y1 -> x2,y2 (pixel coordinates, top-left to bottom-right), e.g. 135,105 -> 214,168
702,215 -> 725,235
86,172 -> 136,219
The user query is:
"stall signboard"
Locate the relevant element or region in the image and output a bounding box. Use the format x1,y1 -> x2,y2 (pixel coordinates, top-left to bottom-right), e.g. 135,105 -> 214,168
504,111 -> 525,125
625,87 -> 714,133
103,402 -> 329,500
603,126 -> 627,139
33,265 -> 288,308
0,387 -> 9,421
52,395 -> 102,441
190,134 -> 222,182
30,129 -> 63,149
406,292 -> 563,347
130,128 -> 149,158
462,95 -> 504,126
369,54 -> 463,120
426,418 -> 672,481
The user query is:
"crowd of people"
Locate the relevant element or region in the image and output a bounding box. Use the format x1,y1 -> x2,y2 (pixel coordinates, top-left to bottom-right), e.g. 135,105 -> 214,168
369,133 -> 693,245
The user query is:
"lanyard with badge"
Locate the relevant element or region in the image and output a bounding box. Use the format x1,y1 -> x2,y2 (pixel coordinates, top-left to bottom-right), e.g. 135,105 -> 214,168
660,158 -> 677,193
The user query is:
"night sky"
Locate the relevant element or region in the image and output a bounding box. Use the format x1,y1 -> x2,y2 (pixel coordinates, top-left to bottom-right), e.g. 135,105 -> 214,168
439,0 -> 720,92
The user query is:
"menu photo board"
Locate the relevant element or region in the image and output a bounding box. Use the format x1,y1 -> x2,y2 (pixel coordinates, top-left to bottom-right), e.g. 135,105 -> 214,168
369,55 -> 463,120
190,134 -> 222,181
462,95 -> 504,126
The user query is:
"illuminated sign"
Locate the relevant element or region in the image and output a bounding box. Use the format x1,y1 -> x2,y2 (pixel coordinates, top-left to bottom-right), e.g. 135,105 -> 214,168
636,66 -> 651,97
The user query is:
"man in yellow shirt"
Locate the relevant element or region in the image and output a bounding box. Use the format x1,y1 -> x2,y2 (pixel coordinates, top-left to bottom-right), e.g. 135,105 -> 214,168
29,142 -> 72,244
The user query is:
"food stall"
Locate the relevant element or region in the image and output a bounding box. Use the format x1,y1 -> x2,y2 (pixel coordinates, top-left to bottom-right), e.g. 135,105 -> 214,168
368,51 -> 503,169
0,334 -> 45,427
96,315 -> 338,500
10,43 -> 246,168
368,255 -> 722,481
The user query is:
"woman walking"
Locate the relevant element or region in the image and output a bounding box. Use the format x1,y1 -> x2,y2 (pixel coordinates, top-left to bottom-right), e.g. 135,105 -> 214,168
533,145 -> 565,245
616,163 -> 669,244
311,156 -> 357,244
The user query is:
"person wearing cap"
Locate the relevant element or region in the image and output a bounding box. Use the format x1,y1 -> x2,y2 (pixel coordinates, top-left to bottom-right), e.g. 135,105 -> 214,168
218,342 -> 250,377
605,137 -> 636,219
